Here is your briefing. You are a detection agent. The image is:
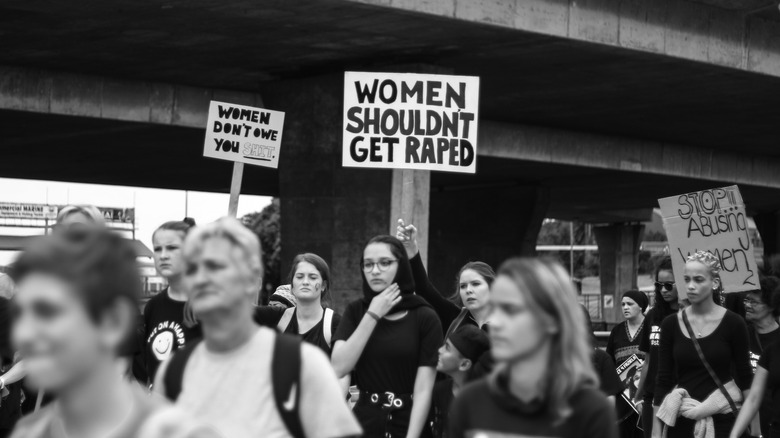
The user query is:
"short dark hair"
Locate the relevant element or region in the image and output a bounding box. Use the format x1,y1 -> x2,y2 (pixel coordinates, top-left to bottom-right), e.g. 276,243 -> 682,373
287,253 -> 332,306
752,275 -> 780,317
11,229 -> 141,327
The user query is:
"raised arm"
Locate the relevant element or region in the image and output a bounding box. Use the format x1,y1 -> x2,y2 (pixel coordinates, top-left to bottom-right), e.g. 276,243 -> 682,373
397,219 -> 461,329
331,285 -> 401,378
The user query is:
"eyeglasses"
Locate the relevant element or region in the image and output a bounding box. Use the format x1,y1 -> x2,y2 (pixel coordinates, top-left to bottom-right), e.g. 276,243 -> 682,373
362,259 -> 398,272
654,281 -> 675,292
743,298 -> 766,307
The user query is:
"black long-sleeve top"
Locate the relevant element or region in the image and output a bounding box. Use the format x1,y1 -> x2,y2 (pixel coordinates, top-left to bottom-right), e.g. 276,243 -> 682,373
653,310 -> 752,406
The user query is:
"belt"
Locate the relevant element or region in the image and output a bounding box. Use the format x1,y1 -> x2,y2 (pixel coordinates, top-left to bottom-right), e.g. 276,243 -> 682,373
359,391 -> 413,410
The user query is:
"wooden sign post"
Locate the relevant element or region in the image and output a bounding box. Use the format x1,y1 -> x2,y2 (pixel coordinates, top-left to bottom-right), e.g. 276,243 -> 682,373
203,100 -> 285,216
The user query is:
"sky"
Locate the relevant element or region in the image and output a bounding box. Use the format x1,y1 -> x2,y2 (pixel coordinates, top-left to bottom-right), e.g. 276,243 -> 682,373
0,177 -> 272,266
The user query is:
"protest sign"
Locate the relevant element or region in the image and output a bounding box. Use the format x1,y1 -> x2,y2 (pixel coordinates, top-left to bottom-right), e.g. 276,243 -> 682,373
203,101 -> 285,169
342,72 -> 480,173
0,203 -> 58,220
616,354 -> 643,419
659,185 -> 758,294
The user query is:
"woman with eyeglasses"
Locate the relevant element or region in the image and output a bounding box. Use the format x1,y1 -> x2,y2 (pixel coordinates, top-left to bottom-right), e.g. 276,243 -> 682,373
332,235 -> 443,438
634,257 -> 680,438
737,274 -> 780,437
652,251 -> 753,438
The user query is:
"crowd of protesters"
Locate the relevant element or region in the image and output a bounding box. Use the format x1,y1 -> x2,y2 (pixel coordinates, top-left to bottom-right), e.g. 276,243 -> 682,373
0,205 -> 776,438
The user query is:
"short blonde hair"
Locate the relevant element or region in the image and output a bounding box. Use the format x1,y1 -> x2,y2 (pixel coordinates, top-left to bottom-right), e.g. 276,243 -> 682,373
183,217 -> 263,282
56,205 -> 105,226
495,257 -> 598,422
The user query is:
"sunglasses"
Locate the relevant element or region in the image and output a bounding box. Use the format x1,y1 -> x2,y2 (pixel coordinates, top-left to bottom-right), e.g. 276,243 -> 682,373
654,281 -> 675,292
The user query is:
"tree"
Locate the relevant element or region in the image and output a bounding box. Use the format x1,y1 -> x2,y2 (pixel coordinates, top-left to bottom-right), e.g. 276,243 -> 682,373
241,198 -> 281,304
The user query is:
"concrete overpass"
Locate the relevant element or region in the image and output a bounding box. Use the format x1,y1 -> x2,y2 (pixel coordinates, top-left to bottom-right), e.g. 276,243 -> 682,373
2,0 -> 780,320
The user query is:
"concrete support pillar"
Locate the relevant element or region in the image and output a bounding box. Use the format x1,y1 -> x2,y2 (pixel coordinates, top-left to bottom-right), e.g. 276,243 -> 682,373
754,211 -> 780,261
261,74 -> 431,312
594,224 -> 645,324
426,185 -> 549,293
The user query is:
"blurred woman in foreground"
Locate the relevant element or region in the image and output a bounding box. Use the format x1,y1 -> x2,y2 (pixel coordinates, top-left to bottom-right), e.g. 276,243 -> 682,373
448,258 -> 617,438
9,228 -> 216,438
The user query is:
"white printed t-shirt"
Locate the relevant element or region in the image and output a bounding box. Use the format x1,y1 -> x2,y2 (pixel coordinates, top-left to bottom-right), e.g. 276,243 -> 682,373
155,327 -> 361,438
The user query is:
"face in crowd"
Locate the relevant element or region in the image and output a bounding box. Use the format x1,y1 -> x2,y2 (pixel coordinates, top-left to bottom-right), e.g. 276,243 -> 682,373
683,260 -> 720,305
656,269 -> 678,303
437,340 -> 467,374
184,236 -> 257,317
153,229 -> 186,279
744,290 -> 771,323
363,242 -> 399,293
621,297 -> 643,321
292,261 -> 326,304
459,269 -> 490,313
488,275 -> 557,363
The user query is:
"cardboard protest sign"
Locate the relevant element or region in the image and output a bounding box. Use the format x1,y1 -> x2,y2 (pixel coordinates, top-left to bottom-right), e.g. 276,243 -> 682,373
659,185 -> 758,294
203,101 -> 285,168
342,71 -> 480,173
616,354 -> 643,419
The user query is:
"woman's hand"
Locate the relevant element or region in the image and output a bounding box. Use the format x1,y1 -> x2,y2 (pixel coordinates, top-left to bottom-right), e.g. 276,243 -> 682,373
396,219 -> 419,259
368,283 -> 402,318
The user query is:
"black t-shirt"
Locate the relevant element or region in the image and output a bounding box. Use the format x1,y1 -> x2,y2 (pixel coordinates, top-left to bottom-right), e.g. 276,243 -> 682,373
757,342 -> 780,426
254,306 -> 342,355
449,376 -> 618,438
334,300 -> 443,394
606,321 -> 646,367
638,307 -> 674,400
0,297 -> 13,365
143,289 -> 202,381
430,379 -> 455,438
748,325 -> 780,373
593,348 -> 623,397
654,310 -> 753,406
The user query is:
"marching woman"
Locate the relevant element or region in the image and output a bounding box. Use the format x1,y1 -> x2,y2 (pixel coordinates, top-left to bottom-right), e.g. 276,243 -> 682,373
730,340 -> 780,438
448,258 -> 617,438
653,251 -> 753,438
606,290 -> 648,438
396,220 -> 494,337
332,235 -> 443,438
254,253 -> 341,355
143,219 -> 201,383
635,256 -> 680,438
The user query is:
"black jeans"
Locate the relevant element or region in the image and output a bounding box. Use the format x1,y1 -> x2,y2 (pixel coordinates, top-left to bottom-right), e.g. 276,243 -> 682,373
353,399 -> 415,438
641,398 -> 654,438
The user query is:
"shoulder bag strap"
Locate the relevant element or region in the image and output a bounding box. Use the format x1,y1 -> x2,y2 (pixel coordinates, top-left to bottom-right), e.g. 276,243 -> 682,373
272,333 -> 305,438
163,339 -> 202,401
277,307 -> 296,333
323,308 -> 334,348
681,310 -> 740,415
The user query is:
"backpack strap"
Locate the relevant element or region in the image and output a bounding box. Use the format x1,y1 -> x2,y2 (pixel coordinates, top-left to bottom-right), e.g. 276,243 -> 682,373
273,333 -> 305,438
323,308 -> 334,348
163,339 -> 202,401
276,307 -> 296,333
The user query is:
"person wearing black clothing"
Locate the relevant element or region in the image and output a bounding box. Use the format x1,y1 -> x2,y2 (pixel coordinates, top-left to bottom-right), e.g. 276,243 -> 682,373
636,257 -> 680,438
429,326 -> 490,438
143,218 -> 201,383
653,251 -> 753,438
254,253 -> 342,355
581,305 -> 623,402
449,258 -> 617,438
0,296 -> 22,438
731,342 -> 780,438
744,275 -> 780,436
332,235 -> 443,438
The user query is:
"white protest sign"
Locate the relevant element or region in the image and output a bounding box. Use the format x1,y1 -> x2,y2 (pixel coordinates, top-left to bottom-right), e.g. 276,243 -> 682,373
659,185 -> 759,294
342,71 -> 480,173
203,101 -> 285,168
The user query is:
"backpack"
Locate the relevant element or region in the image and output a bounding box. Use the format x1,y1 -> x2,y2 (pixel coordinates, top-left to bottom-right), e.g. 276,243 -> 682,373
163,333 -> 305,438
276,308 -> 334,348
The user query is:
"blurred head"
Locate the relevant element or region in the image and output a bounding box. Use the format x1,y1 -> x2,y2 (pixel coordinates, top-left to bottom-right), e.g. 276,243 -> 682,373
0,273 -> 15,300
288,253 -> 330,306
621,290 -> 648,321
10,229 -> 140,393
684,251 -> 722,305
654,256 -> 678,312
488,258 -> 596,419
54,205 -> 105,233
183,217 -> 263,318
437,325 -> 490,376
362,236 -> 407,294
269,285 -> 296,309
454,262 -> 495,313
745,275 -> 780,322
152,218 -> 196,280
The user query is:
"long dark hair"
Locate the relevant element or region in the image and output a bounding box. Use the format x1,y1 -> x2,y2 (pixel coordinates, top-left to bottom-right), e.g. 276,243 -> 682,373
451,261 -> 496,306
287,253 -> 332,307
653,256 -> 676,317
